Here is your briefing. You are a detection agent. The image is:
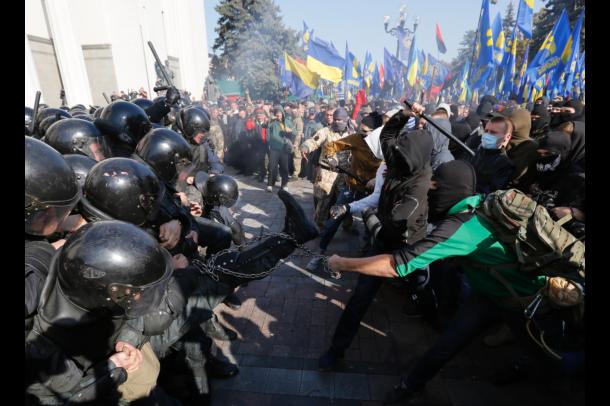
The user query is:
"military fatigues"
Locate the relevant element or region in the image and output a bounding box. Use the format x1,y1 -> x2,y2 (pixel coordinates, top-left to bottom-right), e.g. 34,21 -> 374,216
300,126 -> 350,226
292,116 -> 304,177
208,120 -> 225,161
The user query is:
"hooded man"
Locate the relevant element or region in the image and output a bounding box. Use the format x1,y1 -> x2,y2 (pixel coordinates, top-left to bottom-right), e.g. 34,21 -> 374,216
300,107 -> 351,226
421,106 -> 455,171
531,102 -> 551,139
506,109 -> 539,189
318,104 -> 434,372
328,160 -> 582,404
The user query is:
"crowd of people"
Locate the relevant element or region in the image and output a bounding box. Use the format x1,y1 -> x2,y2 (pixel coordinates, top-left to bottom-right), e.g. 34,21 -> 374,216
25,83 -> 585,405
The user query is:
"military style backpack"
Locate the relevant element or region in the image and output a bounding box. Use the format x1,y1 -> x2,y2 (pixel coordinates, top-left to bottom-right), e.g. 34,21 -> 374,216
477,189 -> 585,309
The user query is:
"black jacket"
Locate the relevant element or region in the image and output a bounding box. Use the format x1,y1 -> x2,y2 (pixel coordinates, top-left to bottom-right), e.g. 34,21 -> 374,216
469,147 -> 515,194
377,112 -> 433,247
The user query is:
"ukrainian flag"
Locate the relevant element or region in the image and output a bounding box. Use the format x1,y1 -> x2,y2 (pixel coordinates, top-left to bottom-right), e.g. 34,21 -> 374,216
281,52 -> 320,98
407,37 -> 419,87
344,42 -> 361,87
307,37 -> 345,84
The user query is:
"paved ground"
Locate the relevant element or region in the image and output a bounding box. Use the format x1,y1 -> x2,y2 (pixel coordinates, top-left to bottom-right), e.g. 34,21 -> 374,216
208,167 -> 585,406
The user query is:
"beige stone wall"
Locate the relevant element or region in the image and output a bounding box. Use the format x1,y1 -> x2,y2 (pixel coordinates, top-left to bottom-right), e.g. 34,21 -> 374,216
28,35 -> 63,107
81,44 -> 119,106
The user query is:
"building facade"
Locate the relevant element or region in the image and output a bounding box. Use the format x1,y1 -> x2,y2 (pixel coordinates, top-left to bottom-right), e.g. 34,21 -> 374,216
25,0 -> 209,107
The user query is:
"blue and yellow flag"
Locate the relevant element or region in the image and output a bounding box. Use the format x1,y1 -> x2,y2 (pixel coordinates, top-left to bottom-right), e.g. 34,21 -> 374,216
371,62 -> 381,96
344,43 -> 361,87
501,30 -> 517,95
516,0 -> 534,39
514,44 -> 529,96
471,0 -> 494,89
557,9 -> 584,95
458,60 -> 470,104
492,12 -> 505,66
281,52 -> 320,99
302,21 -> 312,51
362,51 -> 373,91
306,37 -> 345,84
527,9 -> 571,83
407,37 -> 419,87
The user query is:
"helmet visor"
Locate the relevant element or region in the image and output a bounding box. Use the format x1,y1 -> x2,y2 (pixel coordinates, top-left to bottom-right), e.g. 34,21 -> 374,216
107,249 -> 173,318
80,137 -> 111,161
25,191 -> 81,236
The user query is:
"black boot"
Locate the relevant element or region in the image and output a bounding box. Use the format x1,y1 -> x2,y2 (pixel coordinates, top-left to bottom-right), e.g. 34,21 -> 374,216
223,291 -> 242,310
278,188 -> 319,244
206,354 -> 239,379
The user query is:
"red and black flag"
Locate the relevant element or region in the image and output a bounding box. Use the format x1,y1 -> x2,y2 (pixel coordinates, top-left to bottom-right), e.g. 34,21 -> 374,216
435,23 -> 447,54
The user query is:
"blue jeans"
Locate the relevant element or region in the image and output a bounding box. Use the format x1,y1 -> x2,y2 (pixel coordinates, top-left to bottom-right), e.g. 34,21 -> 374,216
318,185 -> 365,251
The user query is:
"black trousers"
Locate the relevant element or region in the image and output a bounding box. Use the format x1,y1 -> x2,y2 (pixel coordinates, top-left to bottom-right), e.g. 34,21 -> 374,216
268,148 -> 289,187
329,246 -> 384,355
193,217 -> 232,256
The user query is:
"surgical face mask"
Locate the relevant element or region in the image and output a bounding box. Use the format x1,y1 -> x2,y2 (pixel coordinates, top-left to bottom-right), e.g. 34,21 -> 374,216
481,133 -> 500,149
536,154 -> 561,172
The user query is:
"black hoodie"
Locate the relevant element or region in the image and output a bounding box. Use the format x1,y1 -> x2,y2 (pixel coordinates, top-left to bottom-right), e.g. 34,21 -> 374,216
378,112 -> 433,247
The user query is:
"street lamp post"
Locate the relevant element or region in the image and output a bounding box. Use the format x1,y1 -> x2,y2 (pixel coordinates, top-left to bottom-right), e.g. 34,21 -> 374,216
383,4 -> 419,60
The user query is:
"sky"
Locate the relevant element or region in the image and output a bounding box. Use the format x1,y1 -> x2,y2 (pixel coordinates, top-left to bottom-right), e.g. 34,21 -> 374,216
204,0 -> 545,66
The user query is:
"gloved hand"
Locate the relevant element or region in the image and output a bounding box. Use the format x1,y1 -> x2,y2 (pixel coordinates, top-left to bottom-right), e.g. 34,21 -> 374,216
164,86 -> 181,107
330,204 -> 350,220
328,157 -> 338,170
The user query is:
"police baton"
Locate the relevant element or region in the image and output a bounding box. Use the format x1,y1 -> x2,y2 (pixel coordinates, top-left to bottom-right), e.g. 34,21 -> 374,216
147,41 -> 174,88
102,92 -> 111,104
403,100 -> 475,157
30,90 -> 41,134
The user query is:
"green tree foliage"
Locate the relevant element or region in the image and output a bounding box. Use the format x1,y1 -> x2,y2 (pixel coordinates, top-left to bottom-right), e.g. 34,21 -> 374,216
503,1 -> 516,38
211,0 -> 302,100
450,29 -> 477,78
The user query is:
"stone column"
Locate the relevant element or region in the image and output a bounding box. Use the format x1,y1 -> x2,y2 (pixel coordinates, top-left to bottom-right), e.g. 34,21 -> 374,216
43,0 -> 93,106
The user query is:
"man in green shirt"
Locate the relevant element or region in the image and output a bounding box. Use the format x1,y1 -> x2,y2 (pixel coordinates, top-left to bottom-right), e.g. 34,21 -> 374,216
328,160 -> 555,404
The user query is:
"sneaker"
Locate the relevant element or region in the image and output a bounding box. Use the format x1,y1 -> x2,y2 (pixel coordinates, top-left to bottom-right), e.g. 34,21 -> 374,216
318,348 -> 344,371
266,186 -> 273,192
483,324 -> 515,347
223,292 -> 242,310
306,256 -> 323,272
206,355 -> 239,379
278,189 -> 319,244
382,382 -> 423,405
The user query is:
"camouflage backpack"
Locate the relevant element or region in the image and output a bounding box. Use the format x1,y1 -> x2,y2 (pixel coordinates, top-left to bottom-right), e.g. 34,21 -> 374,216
477,189 -> 585,309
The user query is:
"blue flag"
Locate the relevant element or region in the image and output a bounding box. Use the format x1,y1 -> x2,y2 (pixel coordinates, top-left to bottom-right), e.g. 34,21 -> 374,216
471,0 -> 494,89
527,10 -> 571,83
516,0 -> 534,39
492,12 -> 505,66
344,42 -> 361,87
559,9 -> 584,95
514,44 -> 529,96
384,48 -> 396,85
502,30 -> 518,95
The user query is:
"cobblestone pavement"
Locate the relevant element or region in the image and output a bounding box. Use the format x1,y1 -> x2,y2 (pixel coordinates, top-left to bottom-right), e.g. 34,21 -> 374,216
209,167 -> 585,406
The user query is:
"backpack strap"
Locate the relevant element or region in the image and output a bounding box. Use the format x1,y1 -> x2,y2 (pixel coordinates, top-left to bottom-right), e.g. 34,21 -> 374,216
555,213 -> 573,227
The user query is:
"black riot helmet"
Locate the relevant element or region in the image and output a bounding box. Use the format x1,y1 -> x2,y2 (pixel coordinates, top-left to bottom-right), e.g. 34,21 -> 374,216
203,175 -> 239,208
63,154 -> 96,189
80,158 -> 165,226
134,128 -> 193,185
25,137 -> 81,236
55,220 -> 173,318
25,106 -> 34,134
95,101 -> 152,148
34,108 -> 71,134
132,98 -> 154,110
44,118 -> 110,161
178,106 -> 210,142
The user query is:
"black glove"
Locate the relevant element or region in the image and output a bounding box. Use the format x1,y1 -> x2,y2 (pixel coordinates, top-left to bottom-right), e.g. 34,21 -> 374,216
330,204 -> 350,220
165,86 -> 181,107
